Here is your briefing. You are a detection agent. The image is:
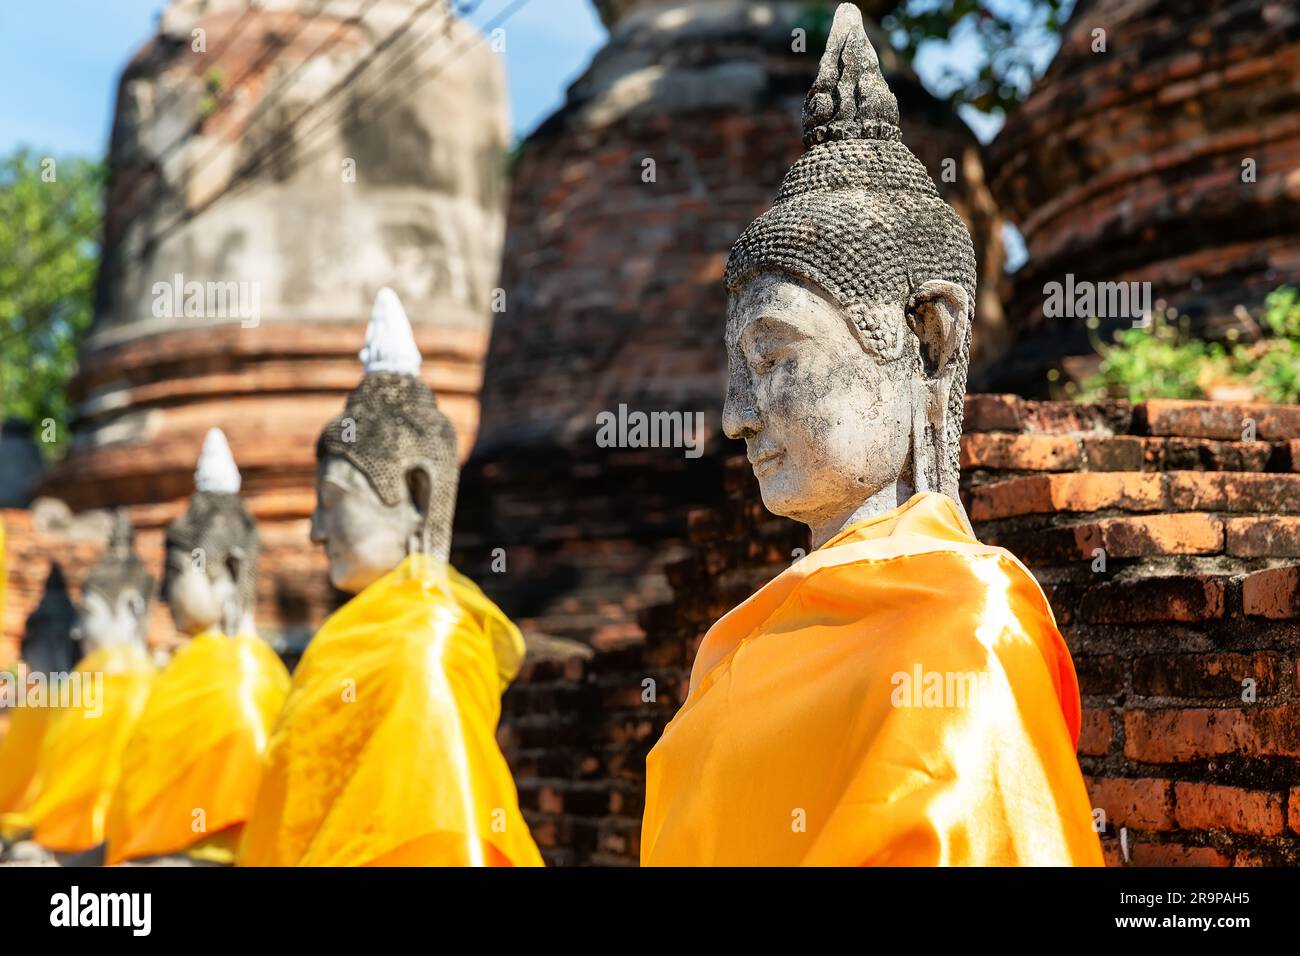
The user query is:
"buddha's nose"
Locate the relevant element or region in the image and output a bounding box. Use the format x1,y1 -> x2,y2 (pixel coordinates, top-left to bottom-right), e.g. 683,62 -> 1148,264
722,365 -> 761,441
309,507 -> 326,545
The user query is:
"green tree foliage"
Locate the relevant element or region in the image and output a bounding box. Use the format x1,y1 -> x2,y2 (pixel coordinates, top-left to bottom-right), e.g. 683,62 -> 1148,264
1078,287 -> 1300,404
0,149 -> 104,459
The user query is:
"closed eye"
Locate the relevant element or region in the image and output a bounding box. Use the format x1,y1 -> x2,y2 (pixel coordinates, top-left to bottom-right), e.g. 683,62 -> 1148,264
752,348 -> 791,375
741,316 -> 810,372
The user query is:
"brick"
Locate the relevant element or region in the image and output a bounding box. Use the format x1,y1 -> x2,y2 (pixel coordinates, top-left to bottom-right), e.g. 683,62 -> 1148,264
1289,439 -> 1300,471
1226,517 -> 1300,557
1174,782 -> 1284,836
1074,656 -> 1125,696
1139,400 -> 1300,440
1020,400 -> 1130,435
1167,472 -> 1300,513
538,787 -> 564,816
1155,437 -> 1273,472
1233,850 -> 1271,867
1130,842 -> 1230,867
1092,513 -> 1222,558
1082,436 -> 1144,471
970,473 -> 1164,521
1243,566 -> 1300,619
1078,709 -> 1114,756
960,433 -> 1082,471
1087,776 -> 1175,831
962,394 -> 1024,432
1132,653 -> 1284,699
1080,574 -> 1225,624
1290,787 -> 1300,836
1123,707 -> 1300,762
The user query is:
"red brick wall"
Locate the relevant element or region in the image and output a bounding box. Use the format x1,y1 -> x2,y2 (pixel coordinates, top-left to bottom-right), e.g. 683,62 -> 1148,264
966,395 -> 1300,866
501,396 -> 1300,866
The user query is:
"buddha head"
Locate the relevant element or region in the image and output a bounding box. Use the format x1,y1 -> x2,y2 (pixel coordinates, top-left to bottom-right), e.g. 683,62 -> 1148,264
311,288 -> 459,594
722,3 -> 976,549
161,428 -> 260,637
74,510 -> 153,654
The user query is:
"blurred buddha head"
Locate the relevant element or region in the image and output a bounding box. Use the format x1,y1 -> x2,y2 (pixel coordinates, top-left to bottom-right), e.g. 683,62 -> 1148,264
74,510 -> 153,654
162,428 -> 260,636
312,288 -> 459,594
722,3 -> 975,548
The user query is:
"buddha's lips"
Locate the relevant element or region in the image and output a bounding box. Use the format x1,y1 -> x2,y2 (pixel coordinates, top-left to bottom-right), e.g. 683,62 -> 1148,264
750,449 -> 785,477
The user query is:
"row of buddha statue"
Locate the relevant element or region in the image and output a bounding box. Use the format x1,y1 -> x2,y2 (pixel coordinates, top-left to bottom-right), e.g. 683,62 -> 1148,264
0,280 -> 543,863
0,283 -> 540,866
0,6 -> 1103,866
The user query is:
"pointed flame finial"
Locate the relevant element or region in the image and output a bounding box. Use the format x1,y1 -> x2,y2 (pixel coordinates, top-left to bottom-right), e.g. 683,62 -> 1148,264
194,427 -> 242,494
358,287 -> 422,376
802,2 -> 901,148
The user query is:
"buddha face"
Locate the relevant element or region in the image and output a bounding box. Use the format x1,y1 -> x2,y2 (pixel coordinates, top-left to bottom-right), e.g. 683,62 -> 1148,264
724,272 -> 915,534
311,456 -> 417,594
163,548 -> 238,637
74,587 -> 148,654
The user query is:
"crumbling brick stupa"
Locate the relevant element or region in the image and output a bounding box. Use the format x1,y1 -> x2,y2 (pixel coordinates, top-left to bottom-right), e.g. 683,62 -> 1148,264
454,0 -> 1007,650
7,0 -> 510,652
984,0 -> 1300,395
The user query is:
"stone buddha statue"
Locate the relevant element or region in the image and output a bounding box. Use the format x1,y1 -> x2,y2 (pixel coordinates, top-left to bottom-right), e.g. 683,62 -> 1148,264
104,430 -> 289,866
310,287 -> 458,591
74,511 -> 153,655
640,4 -> 1103,867
239,288 -> 541,867
161,428 -> 260,638
721,2 -> 975,547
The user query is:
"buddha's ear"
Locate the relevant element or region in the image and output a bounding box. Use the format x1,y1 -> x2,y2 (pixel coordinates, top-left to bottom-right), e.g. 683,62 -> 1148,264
905,279 -> 969,424
225,545 -> 247,588
405,462 -> 434,525
120,588 -> 145,621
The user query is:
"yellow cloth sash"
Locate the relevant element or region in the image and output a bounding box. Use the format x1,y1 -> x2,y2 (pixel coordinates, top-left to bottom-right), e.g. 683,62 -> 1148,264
0,518 -> 39,818
642,492 -> 1104,866
0,699 -> 53,821
238,555 -> 542,867
20,644 -> 155,852
105,631 -> 290,865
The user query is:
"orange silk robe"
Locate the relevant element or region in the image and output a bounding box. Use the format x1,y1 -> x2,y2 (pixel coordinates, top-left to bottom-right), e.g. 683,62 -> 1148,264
642,492 -> 1103,866
105,632 -> 290,865
238,555 -> 542,867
